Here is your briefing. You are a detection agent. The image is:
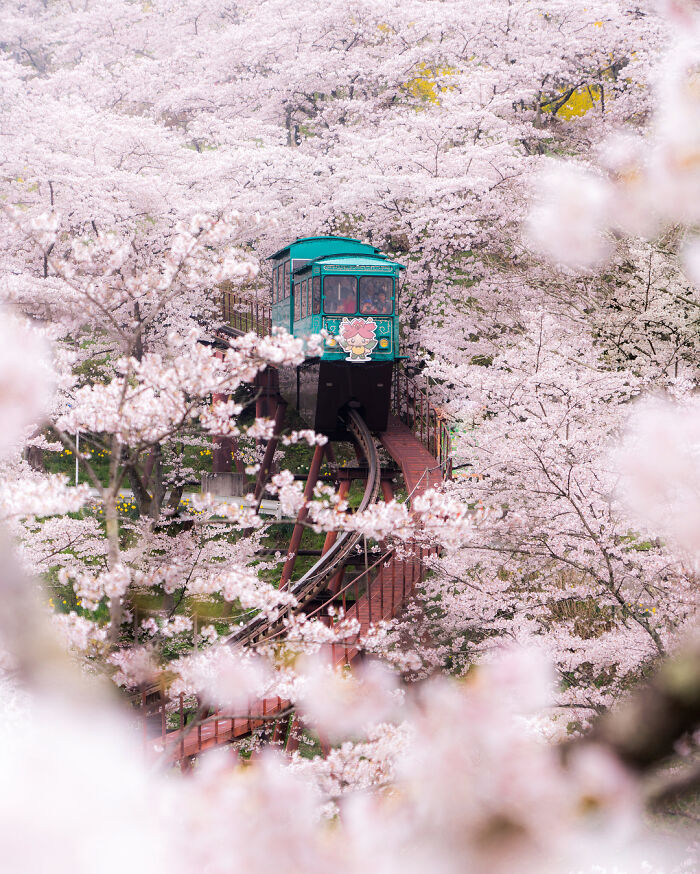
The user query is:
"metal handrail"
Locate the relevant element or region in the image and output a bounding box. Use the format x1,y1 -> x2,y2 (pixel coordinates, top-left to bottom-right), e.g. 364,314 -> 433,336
222,290 -> 272,338
391,365 -> 452,477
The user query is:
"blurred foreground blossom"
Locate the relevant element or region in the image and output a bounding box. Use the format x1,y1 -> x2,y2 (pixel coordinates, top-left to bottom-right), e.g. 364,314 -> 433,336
170,645 -> 274,712
617,397 -> 700,561
297,657 -> 401,743
525,164 -> 612,270
0,613 -> 690,874
340,652 -> 674,874
0,686 -> 174,874
681,236 -> 700,288
0,310 -> 52,454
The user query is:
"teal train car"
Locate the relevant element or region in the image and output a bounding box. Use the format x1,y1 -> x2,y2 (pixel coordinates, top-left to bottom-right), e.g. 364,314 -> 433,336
268,236 -> 405,436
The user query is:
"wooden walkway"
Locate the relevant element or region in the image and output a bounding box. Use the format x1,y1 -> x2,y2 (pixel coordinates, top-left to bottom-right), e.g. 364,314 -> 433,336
332,554 -> 422,668
158,696 -> 291,761
380,415 -> 444,497
331,417 -> 442,667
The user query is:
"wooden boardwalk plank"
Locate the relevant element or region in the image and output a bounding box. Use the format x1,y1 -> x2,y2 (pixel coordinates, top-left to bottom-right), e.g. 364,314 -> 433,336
380,416 -> 443,497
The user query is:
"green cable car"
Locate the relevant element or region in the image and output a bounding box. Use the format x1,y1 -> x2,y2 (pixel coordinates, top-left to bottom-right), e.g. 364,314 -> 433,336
268,236 -> 406,435
268,235 -> 404,359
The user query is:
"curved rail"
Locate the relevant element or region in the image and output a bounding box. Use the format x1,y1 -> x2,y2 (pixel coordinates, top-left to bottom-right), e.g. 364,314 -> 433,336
225,407 -> 381,647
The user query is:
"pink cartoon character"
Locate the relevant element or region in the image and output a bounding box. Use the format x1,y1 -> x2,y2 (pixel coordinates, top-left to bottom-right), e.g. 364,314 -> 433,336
338,318 -> 377,362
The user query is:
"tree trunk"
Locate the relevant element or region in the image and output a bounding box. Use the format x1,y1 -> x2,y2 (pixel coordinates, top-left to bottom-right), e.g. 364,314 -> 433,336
149,444 -> 165,522
24,445 -> 44,471
106,434 -> 123,644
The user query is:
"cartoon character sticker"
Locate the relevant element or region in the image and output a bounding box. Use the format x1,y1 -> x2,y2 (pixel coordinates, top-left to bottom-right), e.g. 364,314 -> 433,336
338,318 -> 377,362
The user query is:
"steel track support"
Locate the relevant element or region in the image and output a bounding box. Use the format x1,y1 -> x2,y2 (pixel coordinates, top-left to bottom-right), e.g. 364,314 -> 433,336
211,381 -> 235,473
320,479 -> 350,555
285,715 -> 302,753
322,478 -> 351,596
254,369 -> 278,453
271,713 -> 287,747
253,397 -> 288,506
279,442 -> 326,589
324,441 -> 338,476
210,348 -> 238,474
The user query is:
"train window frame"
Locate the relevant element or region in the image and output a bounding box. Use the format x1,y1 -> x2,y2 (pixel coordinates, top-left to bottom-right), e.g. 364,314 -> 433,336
322,274 -> 358,315
294,281 -> 301,321
283,261 -> 290,300
312,276 -> 321,314
305,279 -> 311,318
301,279 -> 307,319
272,266 -> 278,303
359,275 -> 394,316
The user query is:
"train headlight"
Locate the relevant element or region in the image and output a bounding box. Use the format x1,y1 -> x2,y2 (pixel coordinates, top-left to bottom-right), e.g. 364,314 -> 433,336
379,338 -> 389,349
326,336 -> 337,347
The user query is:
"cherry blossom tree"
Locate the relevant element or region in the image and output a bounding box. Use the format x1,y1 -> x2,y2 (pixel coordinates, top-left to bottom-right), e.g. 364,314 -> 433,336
2,1 -> 700,871
0,0 -> 688,713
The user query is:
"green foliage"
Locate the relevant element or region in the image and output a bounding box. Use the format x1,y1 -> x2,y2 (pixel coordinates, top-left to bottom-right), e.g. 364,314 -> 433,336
546,596 -> 615,640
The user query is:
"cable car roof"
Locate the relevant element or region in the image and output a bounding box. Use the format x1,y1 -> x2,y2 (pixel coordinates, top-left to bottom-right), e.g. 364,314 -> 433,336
267,235 -> 382,262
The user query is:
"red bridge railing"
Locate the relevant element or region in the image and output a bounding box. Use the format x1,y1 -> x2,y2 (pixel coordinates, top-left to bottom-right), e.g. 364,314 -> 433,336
391,367 -> 452,477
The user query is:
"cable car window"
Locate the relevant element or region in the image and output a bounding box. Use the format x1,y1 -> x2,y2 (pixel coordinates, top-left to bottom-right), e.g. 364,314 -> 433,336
294,282 -> 301,321
305,279 -> 311,318
312,276 -> 321,314
359,276 -> 393,315
283,261 -> 290,299
301,279 -> 307,319
272,267 -> 278,303
323,275 -> 357,314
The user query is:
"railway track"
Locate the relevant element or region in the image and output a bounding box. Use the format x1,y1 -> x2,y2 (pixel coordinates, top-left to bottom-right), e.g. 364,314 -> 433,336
225,407 -> 381,648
